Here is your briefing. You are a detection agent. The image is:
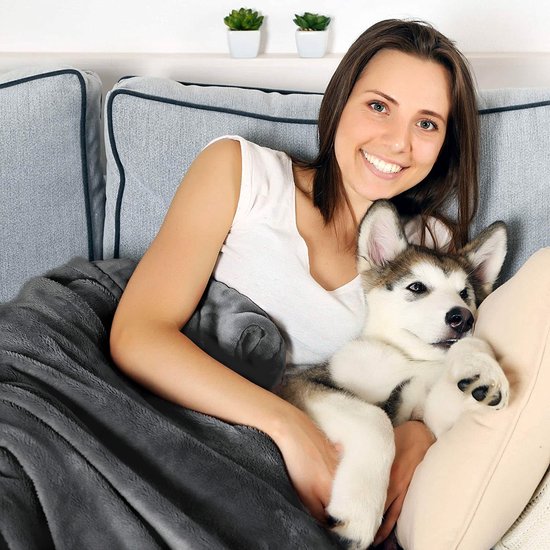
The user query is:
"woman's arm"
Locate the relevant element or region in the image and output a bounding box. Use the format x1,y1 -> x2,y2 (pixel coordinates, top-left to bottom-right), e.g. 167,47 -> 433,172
110,138 -> 339,522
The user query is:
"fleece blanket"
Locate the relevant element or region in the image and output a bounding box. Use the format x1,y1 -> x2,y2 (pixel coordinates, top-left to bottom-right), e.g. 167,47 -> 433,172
0,257 -> 342,550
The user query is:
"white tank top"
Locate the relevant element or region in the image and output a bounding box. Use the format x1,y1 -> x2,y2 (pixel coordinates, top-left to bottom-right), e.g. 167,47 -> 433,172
208,136 -> 452,368
210,136 -> 365,367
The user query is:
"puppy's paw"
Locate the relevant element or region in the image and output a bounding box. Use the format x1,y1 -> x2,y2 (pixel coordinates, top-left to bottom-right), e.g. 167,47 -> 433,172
325,505 -> 379,550
448,339 -> 509,409
326,473 -> 387,550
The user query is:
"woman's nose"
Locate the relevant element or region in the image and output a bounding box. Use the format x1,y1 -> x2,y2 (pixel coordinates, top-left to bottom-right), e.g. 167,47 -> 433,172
384,119 -> 411,153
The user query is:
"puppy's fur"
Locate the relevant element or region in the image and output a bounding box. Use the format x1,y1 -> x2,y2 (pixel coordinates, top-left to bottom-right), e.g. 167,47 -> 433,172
280,200 -> 509,549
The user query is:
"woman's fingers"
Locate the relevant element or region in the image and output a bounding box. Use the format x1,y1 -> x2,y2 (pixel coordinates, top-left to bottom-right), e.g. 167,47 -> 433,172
271,406 -> 342,524
325,439 -> 342,475
373,490 -> 406,546
373,421 -> 435,545
302,492 -> 327,523
295,457 -> 334,522
333,441 -> 344,460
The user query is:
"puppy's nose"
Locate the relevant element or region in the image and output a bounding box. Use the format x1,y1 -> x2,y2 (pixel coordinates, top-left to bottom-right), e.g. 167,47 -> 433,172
445,307 -> 474,334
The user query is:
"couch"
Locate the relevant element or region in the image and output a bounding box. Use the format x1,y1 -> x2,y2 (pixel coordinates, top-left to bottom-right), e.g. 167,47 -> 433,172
0,66 -> 548,549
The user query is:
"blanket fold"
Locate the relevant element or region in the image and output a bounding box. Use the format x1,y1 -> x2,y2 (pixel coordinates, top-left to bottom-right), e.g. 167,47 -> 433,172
0,257 -> 340,549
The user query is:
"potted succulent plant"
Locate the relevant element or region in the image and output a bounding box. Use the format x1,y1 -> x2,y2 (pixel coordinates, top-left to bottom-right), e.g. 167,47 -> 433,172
293,12 -> 331,58
224,8 -> 264,58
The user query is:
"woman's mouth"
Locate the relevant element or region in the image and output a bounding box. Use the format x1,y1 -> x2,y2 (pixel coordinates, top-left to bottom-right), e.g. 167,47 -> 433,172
361,150 -> 405,178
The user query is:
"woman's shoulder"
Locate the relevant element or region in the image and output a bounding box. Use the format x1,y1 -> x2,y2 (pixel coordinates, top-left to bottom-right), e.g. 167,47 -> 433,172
205,135 -> 292,168
191,137 -> 242,188
206,135 -> 293,188
201,136 -> 294,226
201,135 -> 242,159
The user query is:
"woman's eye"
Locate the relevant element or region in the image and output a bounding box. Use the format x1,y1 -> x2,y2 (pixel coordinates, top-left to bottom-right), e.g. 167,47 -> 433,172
369,101 -> 387,113
406,281 -> 427,294
417,119 -> 438,131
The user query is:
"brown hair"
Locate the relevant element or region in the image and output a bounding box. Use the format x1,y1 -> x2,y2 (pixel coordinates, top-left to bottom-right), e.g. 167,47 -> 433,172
306,19 -> 479,250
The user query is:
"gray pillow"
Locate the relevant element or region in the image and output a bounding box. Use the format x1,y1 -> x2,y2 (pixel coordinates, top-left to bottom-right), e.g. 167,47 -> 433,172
0,66 -> 104,302
104,77 -> 550,283
104,78 -> 321,260
182,278 -> 286,390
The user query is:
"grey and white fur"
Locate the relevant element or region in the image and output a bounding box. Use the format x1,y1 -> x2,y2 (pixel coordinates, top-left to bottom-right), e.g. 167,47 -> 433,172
280,200 -> 510,549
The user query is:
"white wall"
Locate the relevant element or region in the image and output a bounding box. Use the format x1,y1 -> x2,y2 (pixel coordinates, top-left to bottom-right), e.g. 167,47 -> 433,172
1,0 -> 549,54
1,1 -> 549,91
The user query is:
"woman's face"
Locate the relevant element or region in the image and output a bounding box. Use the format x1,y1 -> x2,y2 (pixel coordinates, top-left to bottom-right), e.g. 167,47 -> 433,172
334,48 -> 451,214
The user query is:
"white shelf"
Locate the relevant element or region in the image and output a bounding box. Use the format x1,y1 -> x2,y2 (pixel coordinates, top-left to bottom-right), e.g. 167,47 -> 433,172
2,52 -> 550,93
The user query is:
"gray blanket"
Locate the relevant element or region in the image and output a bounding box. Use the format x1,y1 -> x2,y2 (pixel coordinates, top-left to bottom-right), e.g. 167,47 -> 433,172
0,257 -> 341,550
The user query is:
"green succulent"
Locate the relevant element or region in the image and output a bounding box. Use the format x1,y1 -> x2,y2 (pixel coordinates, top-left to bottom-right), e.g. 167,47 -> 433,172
224,8 -> 264,30
293,12 -> 331,31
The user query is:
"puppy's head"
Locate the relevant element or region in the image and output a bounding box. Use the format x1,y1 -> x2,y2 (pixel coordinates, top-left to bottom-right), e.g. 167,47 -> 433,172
357,200 -> 507,358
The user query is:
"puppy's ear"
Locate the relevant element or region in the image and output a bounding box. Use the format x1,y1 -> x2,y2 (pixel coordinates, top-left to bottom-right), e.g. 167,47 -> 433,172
460,221 -> 508,298
357,200 -> 408,272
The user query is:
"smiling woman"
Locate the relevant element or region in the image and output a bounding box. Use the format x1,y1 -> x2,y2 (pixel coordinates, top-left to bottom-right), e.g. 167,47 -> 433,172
110,18 -> 480,547
301,19 -> 479,254
333,49 -> 451,210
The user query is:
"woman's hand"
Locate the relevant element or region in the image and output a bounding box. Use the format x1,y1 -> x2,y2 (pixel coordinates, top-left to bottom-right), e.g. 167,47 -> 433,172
373,420 -> 435,546
268,404 -> 342,523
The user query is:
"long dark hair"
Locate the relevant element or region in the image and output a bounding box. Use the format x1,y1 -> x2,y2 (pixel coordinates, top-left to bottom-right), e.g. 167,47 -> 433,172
305,19 -> 479,250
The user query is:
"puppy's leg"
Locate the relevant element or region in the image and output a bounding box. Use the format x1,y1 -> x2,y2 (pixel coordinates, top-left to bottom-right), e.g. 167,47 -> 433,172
424,337 -> 509,437
330,338 -> 441,416
305,392 -> 395,549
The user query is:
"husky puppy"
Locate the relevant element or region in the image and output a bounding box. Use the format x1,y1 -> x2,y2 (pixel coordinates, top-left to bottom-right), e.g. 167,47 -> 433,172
280,200 -> 510,549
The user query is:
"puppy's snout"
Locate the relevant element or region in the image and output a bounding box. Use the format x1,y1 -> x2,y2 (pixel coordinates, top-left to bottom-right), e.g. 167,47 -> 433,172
445,307 -> 474,334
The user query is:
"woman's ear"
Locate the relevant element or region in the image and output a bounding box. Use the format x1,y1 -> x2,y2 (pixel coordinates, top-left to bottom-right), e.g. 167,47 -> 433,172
357,200 -> 409,272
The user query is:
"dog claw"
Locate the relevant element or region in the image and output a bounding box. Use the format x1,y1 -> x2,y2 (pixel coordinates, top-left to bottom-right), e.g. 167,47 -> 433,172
456,372 -> 506,407
458,374 -> 479,392
472,385 -> 489,401
488,391 -> 502,406
326,514 -> 342,528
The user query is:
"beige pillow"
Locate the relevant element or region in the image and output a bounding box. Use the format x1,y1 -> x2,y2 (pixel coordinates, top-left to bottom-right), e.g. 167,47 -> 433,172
397,248 -> 550,550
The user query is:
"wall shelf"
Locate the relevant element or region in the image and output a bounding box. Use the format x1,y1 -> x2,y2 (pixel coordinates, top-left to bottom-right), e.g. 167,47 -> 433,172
2,52 -> 550,94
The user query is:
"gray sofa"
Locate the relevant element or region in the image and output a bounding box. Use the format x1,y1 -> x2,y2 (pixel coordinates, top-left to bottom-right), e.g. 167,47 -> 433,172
2,67 -> 549,298
0,66 -> 548,549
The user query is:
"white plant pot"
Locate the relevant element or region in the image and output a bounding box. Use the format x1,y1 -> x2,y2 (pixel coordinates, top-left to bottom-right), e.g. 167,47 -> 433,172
295,29 -> 329,58
227,30 -> 261,59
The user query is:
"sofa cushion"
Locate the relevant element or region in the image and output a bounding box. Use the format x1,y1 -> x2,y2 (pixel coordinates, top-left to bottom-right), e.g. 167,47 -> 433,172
104,78 -> 549,285
103,78 -> 321,259
397,248 -> 550,550
0,66 -> 104,302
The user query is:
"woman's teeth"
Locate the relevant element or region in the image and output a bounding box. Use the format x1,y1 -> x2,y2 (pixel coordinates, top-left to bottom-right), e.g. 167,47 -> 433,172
363,151 -> 403,174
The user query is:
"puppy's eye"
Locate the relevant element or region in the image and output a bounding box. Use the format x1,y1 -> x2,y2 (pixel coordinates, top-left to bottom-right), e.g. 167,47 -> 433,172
407,282 -> 427,294
460,288 -> 469,300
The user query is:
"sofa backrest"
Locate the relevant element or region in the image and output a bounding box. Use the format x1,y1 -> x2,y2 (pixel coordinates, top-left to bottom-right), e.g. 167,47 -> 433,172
104,77 -> 550,284
0,67 -> 104,302
103,78 -> 322,261
474,88 -> 550,282
1,66 -> 549,302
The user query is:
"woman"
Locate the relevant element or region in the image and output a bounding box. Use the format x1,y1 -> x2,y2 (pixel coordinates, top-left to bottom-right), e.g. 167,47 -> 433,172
110,19 -> 479,545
